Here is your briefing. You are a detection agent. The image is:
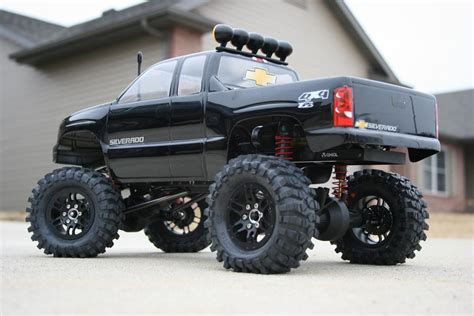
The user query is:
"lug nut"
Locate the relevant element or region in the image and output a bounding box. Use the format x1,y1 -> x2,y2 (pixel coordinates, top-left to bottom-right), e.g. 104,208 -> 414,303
242,214 -> 248,220
66,205 -> 70,209
246,223 -> 252,229
245,204 -> 251,210
62,212 -> 67,216
66,219 -> 70,224
78,212 -> 82,216
255,223 -> 259,228
74,219 -> 78,223
74,204 -> 78,209
254,203 -> 258,209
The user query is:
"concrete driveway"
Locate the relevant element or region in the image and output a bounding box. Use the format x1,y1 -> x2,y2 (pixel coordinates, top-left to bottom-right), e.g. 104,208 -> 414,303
1,221 -> 472,315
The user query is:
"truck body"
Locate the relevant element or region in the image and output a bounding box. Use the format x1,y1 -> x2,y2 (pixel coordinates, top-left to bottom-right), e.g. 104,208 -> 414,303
28,25 -> 436,273
53,50 -> 440,184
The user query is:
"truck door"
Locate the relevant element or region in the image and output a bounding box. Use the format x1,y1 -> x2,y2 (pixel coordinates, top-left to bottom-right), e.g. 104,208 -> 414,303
169,55 -> 207,178
106,60 -> 177,179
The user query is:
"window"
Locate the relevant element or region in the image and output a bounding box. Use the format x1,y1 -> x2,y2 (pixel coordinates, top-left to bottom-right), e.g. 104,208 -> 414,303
423,150 -> 449,194
217,56 -> 298,89
119,61 -> 177,104
178,55 -> 206,96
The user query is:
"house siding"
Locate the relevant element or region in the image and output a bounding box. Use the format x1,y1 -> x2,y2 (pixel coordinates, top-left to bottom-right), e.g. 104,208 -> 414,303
0,35 -> 167,211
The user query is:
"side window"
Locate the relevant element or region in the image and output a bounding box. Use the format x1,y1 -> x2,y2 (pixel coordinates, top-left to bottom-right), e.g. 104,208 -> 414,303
119,61 -> 177,104
177,55 -> 206,96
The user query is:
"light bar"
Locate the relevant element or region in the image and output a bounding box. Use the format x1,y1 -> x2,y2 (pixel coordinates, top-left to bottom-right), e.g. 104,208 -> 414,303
212,24 -> 293,62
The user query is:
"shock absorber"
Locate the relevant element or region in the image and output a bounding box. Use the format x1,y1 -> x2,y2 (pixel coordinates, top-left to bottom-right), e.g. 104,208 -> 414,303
332,165 -> 348,200
275,123 -> 293,160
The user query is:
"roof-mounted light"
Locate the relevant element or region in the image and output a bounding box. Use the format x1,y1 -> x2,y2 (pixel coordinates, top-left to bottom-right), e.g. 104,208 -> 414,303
261,37 -> 279,58
231,28 -> 249,51
212,24 -> 233,47
246,32 -> 264,54
275,41 -> 293,62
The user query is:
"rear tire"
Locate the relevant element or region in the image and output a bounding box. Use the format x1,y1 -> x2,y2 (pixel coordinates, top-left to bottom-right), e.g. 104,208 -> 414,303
144,199 -> 210,253
206,155 -> 319,274
26,167 -> 123,257
332,169 -> 429,265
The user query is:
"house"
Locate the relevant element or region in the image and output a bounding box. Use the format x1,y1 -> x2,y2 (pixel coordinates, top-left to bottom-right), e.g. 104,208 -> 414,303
391,89 -> 474,213
0,0 -> 433,212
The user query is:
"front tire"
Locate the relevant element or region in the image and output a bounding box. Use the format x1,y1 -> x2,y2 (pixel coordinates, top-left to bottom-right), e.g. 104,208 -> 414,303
206,155 -> 319,274
332,169 -> 429,265
26,167 -> 123,257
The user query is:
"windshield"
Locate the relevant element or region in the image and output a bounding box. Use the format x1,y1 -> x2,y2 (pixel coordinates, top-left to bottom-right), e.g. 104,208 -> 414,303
217,55 -> 297,89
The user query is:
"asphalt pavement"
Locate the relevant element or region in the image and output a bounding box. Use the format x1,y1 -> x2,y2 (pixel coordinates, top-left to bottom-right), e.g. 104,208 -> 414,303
1,221 -> 472,315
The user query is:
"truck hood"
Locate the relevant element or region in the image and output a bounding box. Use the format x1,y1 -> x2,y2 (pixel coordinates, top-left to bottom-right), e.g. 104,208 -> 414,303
59,101 -> 112,139
69,101 -> 113,120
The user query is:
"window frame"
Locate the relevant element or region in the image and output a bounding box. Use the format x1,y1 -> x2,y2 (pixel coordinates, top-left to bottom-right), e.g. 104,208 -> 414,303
175,54 -> 208,97
422,149 -> 451,196
116,59 -> 179,104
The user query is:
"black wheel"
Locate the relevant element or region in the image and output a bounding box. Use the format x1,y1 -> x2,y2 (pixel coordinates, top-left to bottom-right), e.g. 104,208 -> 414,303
332,169 -> 429,265
26,167 -> 123,257
206,155 -> 319,274
144,198 -> 210,252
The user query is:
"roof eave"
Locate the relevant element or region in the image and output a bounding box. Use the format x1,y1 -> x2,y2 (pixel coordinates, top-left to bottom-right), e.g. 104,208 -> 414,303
10,8 -> 217,66
324,0 -> 402,86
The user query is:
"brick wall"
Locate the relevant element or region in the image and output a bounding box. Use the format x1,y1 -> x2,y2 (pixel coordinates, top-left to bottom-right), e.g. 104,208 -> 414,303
390,141 -> 467,213
169,26 -> 202,58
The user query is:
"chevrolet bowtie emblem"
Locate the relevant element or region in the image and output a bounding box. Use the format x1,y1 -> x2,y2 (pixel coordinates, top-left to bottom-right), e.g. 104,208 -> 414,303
355,120 -> 368,129
244,68 -> 277,86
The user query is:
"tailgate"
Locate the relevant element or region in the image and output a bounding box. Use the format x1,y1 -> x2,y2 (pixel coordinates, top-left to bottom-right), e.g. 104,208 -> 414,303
351,78 -> 437,138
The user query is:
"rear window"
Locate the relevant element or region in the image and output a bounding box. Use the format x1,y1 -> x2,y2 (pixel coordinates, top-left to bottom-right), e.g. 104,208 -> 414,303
217,56 -> 297,89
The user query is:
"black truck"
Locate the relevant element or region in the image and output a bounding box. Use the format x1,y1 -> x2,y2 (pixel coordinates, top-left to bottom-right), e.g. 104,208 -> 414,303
27,25 -> 439,274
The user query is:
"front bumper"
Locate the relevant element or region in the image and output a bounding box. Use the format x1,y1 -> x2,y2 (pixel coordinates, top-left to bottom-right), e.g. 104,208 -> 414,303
306,127 -> 440,162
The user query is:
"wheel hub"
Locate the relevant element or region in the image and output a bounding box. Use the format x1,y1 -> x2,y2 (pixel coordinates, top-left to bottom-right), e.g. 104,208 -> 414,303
62,203 -> 84,223
227,184 -> 275,250
351,195 -> 393,246
363,206 -> 392,235
46,191 -> 93,240
248,205 -> 263,225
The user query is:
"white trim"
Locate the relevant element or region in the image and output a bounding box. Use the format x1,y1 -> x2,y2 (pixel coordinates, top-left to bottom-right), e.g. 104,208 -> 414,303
422,149 -> 451,196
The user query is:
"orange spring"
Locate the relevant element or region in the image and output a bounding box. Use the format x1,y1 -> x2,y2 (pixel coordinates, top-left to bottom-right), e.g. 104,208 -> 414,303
332,165 -> 348,199
275,135 -> 293,160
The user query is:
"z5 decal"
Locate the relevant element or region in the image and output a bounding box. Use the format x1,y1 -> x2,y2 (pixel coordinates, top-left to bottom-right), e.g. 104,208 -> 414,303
297,90 -> 329,108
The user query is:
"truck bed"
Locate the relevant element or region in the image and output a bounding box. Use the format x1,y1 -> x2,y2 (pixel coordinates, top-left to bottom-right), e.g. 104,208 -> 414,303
305,77 -> 440,162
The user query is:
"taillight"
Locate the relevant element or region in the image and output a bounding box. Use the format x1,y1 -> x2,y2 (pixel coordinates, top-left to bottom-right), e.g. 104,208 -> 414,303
333,86 -> 354,127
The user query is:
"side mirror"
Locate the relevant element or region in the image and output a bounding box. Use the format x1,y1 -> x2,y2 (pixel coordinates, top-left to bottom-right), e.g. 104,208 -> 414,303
137,51 -> 143,76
